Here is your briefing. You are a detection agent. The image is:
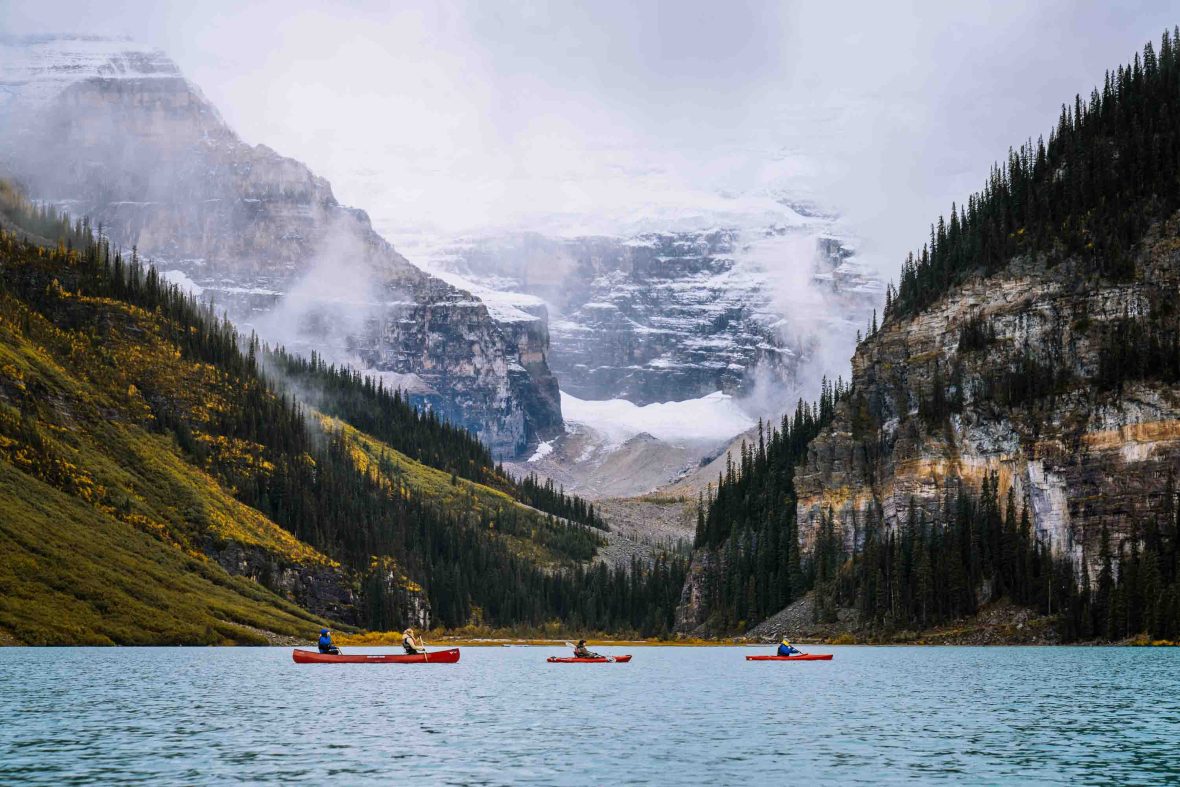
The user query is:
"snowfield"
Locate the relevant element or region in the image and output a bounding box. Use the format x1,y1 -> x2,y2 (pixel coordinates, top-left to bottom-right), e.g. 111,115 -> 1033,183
560,390 -> 755,447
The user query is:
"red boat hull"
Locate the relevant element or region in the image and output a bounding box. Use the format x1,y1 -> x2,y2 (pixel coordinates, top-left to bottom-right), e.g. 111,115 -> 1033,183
746,654 -> 833,661
292,648 -> 460,664
547,655 -> 633,663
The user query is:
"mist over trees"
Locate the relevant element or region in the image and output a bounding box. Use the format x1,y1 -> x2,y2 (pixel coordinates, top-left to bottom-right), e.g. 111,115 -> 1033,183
0,191 -> 683,635
690,31 -> 1180,642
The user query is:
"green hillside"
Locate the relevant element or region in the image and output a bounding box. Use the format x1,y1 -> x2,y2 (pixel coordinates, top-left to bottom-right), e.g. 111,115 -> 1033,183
0,188 -> 683,643
0,232 -> 341,643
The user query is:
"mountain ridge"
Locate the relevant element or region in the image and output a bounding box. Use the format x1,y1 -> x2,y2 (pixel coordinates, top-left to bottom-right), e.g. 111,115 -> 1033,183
0,33 -> 560,457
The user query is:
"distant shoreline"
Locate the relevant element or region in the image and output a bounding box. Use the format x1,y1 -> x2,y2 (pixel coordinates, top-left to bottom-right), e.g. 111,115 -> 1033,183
1,639 -> 1177,647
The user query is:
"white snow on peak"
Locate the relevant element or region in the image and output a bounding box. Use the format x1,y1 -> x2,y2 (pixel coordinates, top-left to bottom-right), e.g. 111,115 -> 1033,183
560,390 -> 755,447
397,250 -> 545,324
0,35 -> 179,111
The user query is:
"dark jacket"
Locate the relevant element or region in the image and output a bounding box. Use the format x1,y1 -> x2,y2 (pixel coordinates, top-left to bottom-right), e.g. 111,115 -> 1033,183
777,643 -> 801,656
318,634 -> 334,653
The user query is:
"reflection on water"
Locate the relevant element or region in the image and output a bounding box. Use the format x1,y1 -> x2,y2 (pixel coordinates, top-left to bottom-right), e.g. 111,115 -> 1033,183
2,646 -> 1178,785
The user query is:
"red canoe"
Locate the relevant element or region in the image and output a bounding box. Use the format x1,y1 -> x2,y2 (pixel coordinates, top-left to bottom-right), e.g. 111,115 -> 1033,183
547,655 -> 633,663
746,654 -> 833,661
292,648 -> 460,664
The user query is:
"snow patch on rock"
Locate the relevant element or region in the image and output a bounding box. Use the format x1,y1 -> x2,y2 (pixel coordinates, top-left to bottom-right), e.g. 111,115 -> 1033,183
162,269 -> 203,297
528,439 -> 555,463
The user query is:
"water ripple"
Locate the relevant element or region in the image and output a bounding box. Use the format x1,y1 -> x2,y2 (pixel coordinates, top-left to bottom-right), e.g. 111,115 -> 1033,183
1,646 -> 1178,784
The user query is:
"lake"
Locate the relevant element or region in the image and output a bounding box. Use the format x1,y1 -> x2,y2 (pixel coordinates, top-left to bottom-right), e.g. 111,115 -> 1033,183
2,645 -> 1178,784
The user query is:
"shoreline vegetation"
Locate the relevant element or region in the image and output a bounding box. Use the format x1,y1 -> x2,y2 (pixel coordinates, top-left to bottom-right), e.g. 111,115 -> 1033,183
2,637 -> 1173,647
333,610 -> 1179,648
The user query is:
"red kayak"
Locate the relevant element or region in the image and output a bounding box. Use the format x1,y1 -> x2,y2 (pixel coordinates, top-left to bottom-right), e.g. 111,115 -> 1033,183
547,655 -> 632,663
292,648 -> 460,664
746,653 -> 832,661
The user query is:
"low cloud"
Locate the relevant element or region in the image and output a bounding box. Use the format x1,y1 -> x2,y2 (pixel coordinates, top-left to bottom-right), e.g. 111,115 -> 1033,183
252,213 -> 389,368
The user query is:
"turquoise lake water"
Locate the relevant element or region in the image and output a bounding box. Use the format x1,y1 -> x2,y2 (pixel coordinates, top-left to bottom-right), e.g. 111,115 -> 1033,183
2,645 -> 1178,784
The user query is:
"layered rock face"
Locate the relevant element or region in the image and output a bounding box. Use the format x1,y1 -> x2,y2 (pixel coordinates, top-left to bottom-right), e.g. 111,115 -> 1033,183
0,35 -> 560,455
796,216 -> 1180,576
436,226 -> 878,406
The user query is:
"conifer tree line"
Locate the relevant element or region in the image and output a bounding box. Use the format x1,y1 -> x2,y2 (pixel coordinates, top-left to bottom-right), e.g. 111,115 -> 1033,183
693,382 -> 1180,639
688,377 -> 847,629
0,196 -> 683,634
1095,314 -> 1180,392
516,473 -> 607,531
265,348 -> 498,484
0,181 -> 95,247
263,348 -> 608,531
881,29 -> 1180,325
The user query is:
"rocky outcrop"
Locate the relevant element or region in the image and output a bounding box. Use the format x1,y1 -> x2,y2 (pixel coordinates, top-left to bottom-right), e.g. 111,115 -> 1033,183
674,549 -> 716,635
744,594 -> 1059,645
796,215 -> 1180,577
209,542 -> 431,630
210,542 -> 361,625
0,34 -> 560,456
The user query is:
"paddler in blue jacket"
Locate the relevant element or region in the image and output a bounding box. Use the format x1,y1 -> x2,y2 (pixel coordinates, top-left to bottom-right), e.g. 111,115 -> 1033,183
317,628 -> 340,655
777,638 -> 802,657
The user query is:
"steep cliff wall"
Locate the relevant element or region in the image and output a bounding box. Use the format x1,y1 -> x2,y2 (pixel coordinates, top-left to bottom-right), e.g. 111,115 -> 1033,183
0,35 -> 560,455
434,227 -> 878,407
796,216 -> 1180,576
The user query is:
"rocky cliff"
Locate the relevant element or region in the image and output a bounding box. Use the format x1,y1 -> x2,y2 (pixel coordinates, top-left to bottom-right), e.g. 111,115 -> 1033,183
0,34 -> 560,456
432,226 -> 878,406
796,215 -> 1180,577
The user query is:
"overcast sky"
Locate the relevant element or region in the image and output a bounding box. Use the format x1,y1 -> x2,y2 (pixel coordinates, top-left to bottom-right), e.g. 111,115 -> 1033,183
2,0 -> 1176,277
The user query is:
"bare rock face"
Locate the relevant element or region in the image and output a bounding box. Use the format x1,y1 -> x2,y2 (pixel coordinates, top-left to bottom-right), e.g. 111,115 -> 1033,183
434,227 -> 879,406
796,216 -> 1180,577
674,549 -> 716,635
211,542 -> 430,629
0,35 -> 561,456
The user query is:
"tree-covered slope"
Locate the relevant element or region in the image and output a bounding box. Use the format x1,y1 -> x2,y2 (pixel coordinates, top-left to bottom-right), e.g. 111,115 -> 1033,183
888,27 -> 1180,319
0,228 -> 347,643
0,189 -> 682,642
678,31 -> 1180,642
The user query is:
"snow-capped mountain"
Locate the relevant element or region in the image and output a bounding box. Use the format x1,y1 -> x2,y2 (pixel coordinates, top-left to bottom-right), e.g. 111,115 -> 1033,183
422,222 -> 878,404
0,34 -> 561,456
0,33 -> 882,479
413,216 -> 881,496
